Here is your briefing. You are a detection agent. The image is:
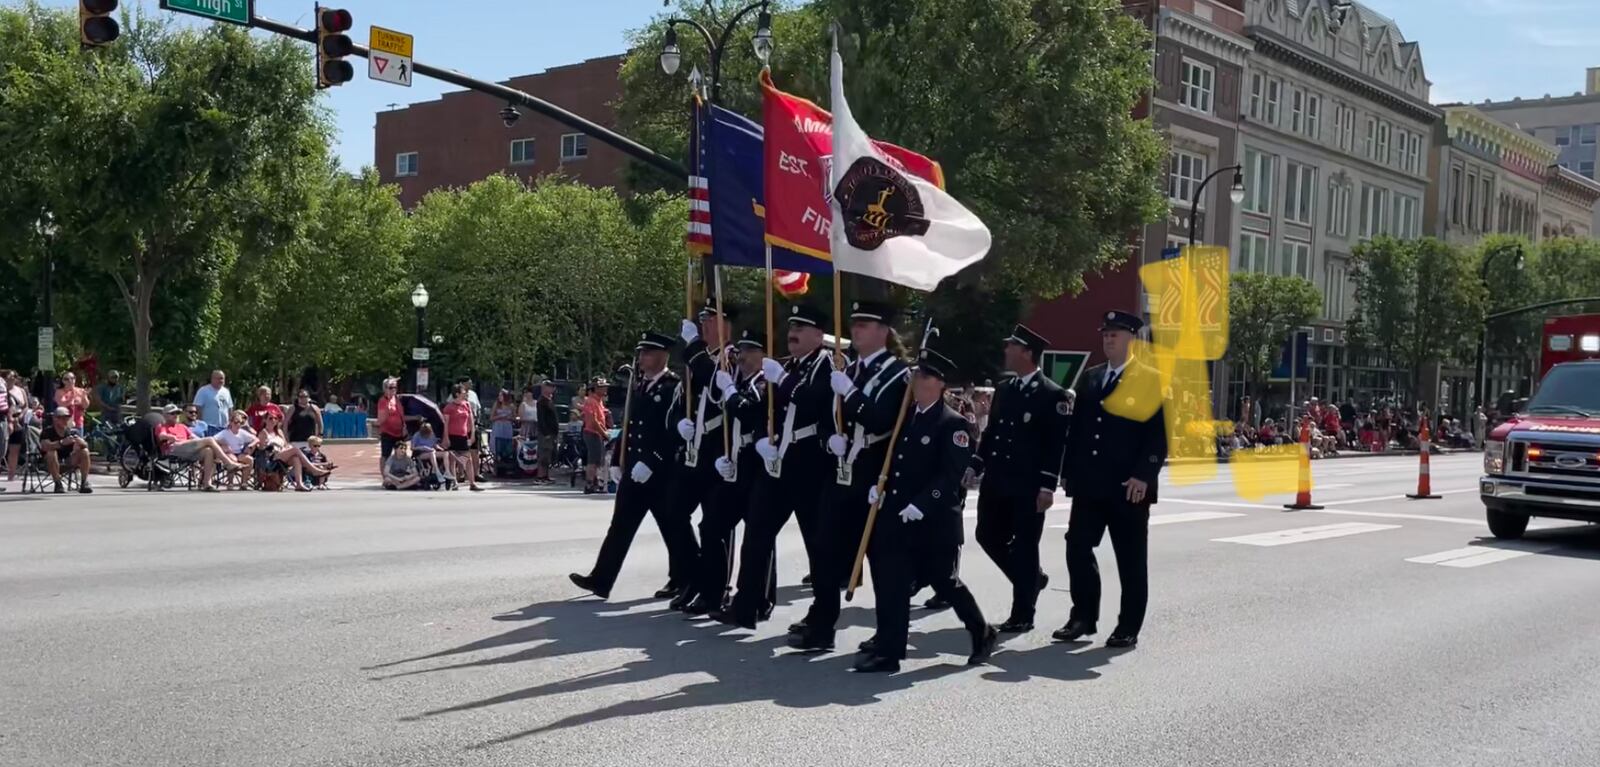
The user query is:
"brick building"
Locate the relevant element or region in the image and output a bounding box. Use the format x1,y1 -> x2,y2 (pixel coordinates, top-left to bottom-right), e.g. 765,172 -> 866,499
374,54 -> 630,208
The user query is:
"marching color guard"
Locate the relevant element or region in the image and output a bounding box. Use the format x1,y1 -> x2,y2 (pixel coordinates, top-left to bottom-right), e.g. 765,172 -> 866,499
666,297 -> 738,609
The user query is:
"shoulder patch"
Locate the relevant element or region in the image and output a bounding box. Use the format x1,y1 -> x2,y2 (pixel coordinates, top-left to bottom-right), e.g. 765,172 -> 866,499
953,430 -> 970,448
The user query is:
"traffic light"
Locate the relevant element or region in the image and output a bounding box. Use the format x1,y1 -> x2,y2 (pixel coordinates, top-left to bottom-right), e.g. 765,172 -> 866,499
79,0 -> 119,49
315,5 -> 354,89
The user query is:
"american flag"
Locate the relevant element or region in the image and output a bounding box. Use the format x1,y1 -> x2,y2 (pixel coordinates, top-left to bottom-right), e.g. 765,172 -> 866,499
686,92 -> 712,254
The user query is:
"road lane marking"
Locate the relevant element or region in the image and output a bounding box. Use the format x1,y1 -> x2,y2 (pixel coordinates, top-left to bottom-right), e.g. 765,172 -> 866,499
1214,522 -> 1398,546
1047,510 -> 1245,530
1407,543 -> 1558,568
1160,497 -> 1487,527
1311,488 -> 1476,506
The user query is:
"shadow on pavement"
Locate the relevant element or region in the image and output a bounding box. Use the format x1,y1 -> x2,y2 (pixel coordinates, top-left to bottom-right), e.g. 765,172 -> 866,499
1477,523 -> 1600,562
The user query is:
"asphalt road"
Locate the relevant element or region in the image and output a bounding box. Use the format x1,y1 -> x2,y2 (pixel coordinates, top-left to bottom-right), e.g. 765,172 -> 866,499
4,452 -> 1600,767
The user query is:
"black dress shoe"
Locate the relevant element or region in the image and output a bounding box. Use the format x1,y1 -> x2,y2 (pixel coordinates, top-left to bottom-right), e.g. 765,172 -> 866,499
1037,571 -> 1050,591
996,618 -> 1034,634
680,598 -> 714,618
668,590 -> 698,612
923,593 -> 951,610
758,606 -> 774,622
654,583 -> 681,599
1051,619 -> 1096,642
787,619 -> 809,635
852,655 -> 900,673
708,608 -> 756,630
568,573 -> 610,600
1106,633 -> 1138,649
787,631 -> 835,652
968,624 -> 1000,666
857,635 -> 879,654
800,573 -> 813,586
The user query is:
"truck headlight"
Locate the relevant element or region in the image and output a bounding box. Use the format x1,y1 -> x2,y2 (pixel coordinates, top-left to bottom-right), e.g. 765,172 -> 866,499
1484,439 -> 1505,475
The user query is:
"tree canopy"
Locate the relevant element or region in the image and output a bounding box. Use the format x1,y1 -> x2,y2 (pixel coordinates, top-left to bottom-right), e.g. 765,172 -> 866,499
1226,272 -> 1322,398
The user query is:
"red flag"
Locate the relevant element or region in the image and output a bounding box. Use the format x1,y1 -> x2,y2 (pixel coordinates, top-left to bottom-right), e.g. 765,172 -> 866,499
759,70 -> 944,260
774,269 -> 810,297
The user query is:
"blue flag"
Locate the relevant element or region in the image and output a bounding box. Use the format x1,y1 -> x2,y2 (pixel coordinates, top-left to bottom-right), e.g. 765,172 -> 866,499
707,105 -> 832,275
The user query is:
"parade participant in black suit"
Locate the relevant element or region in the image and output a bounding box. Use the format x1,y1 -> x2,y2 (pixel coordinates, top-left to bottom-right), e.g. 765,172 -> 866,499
712,305 -> 834,629
789,300 -> 910,650
853,348 -> 998,673
682,329 -> 777,617
970,324 -> 1070,633
1053,311 -> 1166,649
569,332 -> 700,600
663,297 -> 738,608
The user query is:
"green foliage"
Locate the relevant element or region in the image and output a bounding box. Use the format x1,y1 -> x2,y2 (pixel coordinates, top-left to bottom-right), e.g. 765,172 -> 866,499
1349,237 -> 1483,399
618,0 -> 1166,301
1226,272 -> 1321,396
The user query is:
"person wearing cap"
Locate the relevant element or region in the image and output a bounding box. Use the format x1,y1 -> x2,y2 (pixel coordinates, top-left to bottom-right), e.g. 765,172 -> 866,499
571,331 -> 699,601
40,406 -> 93,494
713,304 -> 835,630
535,380 -> 560,485
666,298 -> 740,609
970,323 -> 1071,634
789,299 -> 911,651
155,403 -> 244,491
1054,310 -> 1166,650
580,378 -> 612,493
852,348 -> 996,672
683,328 -> 778,616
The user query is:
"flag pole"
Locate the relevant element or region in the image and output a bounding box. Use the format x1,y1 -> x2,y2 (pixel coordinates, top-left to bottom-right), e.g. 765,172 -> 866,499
832,276 -> 845,435
614,349 -> 640,493
715,265 -> 731,457
685,251 -> 697,422
846,315 -> 936,601
765,243 -> 775,436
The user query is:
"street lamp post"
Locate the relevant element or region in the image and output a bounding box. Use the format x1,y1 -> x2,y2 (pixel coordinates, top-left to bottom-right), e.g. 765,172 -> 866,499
660,1 -> 773,104
1473,247 -> 1525,411
1187,165 -> 1246,246
35,212 -> 58,378
411,283 -> 429,395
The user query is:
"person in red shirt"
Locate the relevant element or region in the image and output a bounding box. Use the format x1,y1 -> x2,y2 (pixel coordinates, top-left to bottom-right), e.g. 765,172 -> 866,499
376,378 -> 406,477
55,372 -> 90,430
245,385 -> 284,432
443,384 -> 482,491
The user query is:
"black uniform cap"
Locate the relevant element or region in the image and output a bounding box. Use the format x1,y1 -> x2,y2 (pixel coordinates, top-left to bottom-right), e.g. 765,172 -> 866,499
735,329 -> 767,351
787,304 -> 826,328
698,296 -> 741,321
915,348 -> 957,382
635,331 -> 677,351
1100,310 -> 1144,334
848,299 -> 897,325
1003,323 -> 1049,355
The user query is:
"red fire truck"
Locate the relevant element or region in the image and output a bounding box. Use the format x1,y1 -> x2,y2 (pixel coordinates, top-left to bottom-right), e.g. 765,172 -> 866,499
1539,313 -> 1600,377
1481,352 -> 1600,538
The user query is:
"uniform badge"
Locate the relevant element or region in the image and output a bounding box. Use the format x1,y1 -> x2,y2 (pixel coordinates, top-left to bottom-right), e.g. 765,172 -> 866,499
932,490 -> 941,499
1023,412 -> 1032,424
654,395 -> 662,402
953,431 -> 970,448
920,435 -> 931,445
1056,402 -> 1070,415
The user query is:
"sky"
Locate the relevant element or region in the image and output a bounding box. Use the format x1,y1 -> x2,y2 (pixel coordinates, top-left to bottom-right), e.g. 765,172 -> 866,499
36,0 -> 1600,173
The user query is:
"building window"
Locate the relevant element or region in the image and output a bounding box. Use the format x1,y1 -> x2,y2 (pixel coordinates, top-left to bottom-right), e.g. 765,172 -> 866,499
1327,180 -> 1350,237
1264,79 -> 1282,125
395,152 -> 419,177
560,133 -> 589,161
1280,239 -> 1311,279
1583,125 -> 1597,146
1180,59 -> 1215,114
1481,177 -> 1492,229
1407,133 -> 1421,173
1290,88 -> 1304,133
1583,161 -> 1597,177
1450,166 -> 1463,225
509,138 -> 535,165
1376,122 -> 1391,164
1556,128 -> 1571,147
1284,162 -> 1316,224
1239,231 -> 1271,273
1325,262 -> 1348,321
1305,94 -> 1321,139
1359,184 -> 1388,239
1335,105 -> 1354,152
1364,117 -> 1376,159
1168,150 -> 1209,208
1465,172 -> 1478,230
1243,148 -> 1275,215
1248,73 -> 1263,120
1393,194 -> 1419,239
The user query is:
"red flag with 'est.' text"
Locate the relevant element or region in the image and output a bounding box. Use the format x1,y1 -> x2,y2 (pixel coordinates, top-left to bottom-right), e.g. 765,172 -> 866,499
759,70 -> 944,261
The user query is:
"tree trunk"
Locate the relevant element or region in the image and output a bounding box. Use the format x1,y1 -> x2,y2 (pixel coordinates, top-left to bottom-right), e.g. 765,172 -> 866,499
132,276 -> 155,414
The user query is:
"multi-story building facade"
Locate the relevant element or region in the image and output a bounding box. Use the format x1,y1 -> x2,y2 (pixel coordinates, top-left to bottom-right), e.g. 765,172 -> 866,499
1478,71 -> 1600,234
1230,0 -> 1439,411
374,55 -> 628,209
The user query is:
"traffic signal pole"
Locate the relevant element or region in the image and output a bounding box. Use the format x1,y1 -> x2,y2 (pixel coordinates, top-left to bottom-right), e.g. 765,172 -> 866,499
249,14 -> 688,184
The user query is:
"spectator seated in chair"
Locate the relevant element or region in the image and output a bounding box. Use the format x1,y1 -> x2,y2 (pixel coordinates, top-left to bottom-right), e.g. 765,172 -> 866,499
183,405 -> 214,438
155,404 -> 243,492
253,412 -> 330,492
303,435 -> 336,489
410,422 -> 448,483
383,441 -> 422,490
214,409 -> 257,488
40,407 -> 92,494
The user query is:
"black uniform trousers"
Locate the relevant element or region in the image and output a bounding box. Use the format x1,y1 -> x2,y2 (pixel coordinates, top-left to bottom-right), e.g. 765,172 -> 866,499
974,480 -> 1048,622
801,471 -> 874,633
666,458 -> 721,595
693,454 -> 777,609
590,473 -> 699,593
871,533 -> 987,661
1065,497 -> 1150,635
730,445 -> 826,624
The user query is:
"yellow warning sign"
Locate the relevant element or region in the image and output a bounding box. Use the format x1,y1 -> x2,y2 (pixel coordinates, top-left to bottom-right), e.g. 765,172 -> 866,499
369,26 -> 413,58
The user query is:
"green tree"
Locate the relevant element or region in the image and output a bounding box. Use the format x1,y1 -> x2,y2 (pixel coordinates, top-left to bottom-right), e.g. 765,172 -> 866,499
618,0 -> 1166,303
1532,237 -> 1600,303
1349,237 -> 1483,401
1226,272 -> 1321,399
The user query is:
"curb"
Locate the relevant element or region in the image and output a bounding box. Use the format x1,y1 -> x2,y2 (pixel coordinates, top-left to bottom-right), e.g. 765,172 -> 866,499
1169,448 -> 1476,466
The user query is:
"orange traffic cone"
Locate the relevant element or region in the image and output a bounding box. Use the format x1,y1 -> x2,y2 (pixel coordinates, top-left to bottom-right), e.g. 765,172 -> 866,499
1283,418 -> 1324,510
1407,421 -> 1441,499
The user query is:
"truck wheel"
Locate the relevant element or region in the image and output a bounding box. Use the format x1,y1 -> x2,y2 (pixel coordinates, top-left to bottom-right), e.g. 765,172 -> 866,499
1486,508 -> 1529,540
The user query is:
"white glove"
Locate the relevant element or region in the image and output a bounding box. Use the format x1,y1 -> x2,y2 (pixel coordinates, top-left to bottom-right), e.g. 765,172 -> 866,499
677,418 -> 696,441
631,462 -> 654,484
714,370 -> 735,395
754,438 -> 778,462
680,319 -> 699,343
609,467 -> 622,485
899,504 -> 924,523
714,456 -> 735,480
830,370 -> 856,397
867,485 -> 880,506
962,467 -> 978,490
827,434 -> 848,457
761,358 -> 786,384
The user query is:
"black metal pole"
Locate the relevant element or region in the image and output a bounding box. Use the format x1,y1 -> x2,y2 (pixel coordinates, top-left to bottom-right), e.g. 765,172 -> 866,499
413,306 -> 426,394
250,15 -> 687,183
1188,165 -> 1242,246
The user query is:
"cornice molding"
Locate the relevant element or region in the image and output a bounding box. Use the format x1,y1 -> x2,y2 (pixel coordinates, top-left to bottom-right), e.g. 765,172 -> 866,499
1159,8 -> 1255,67
1248,27 -> 1441,124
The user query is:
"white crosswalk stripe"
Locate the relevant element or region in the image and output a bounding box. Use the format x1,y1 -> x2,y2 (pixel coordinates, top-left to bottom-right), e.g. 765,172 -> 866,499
1213,522 -> 1399,547
1050,510 -> 1245,530
1406,543 -> 1555,568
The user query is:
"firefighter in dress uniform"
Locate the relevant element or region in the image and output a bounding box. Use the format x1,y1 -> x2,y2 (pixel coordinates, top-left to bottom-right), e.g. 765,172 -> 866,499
788,300 -> 910,651
970,324 -> 1070,634
1052,310 -> 1166,649
682,329 -> 778,617
853,348 -> 999,673
666,297 -> 738,608
712,305 -> 834,630
569,332 -> 700,600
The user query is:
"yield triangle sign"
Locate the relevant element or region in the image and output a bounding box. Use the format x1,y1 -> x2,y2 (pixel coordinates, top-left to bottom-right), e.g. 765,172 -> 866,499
374,56 -> 389,74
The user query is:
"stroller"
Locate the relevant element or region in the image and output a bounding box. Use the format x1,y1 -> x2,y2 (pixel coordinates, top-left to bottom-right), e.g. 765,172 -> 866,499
399,393 -> 455,490
116,412 -> 187,490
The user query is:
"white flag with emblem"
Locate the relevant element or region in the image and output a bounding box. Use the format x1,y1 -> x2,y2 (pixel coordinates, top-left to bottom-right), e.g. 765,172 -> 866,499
827,36 -> 991,291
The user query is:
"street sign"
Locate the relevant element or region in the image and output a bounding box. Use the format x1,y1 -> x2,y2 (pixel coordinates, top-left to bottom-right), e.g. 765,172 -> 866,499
158,0 -> 253,27
412,347 -> 430,362
1042,350 -> 1091,391
368,26 -> 413,87
1160,245 -> 1182,261
37,327 -> 54,372
415,366 -> 429,390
